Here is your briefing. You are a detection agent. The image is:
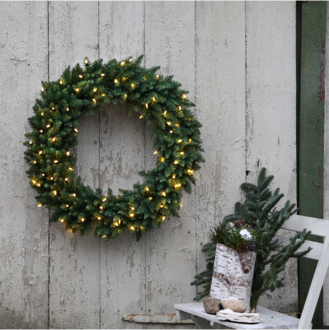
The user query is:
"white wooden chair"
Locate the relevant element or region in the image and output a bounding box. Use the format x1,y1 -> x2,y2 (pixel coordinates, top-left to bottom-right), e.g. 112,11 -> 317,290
175,214 -> 329,329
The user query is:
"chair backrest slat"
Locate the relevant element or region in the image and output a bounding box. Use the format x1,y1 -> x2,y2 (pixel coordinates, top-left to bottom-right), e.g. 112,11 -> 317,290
274,234 -> 323,261
281,214 -> 329,237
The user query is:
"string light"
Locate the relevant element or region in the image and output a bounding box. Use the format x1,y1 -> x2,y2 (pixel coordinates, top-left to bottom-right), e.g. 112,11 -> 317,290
29,140 -> 33,144
131,83 -> 135,89
68,167 -> 73,171
32,160 -> 37,164
175,183 -> 181,188
101,93 -> 106,97
46,124 -> 51,128
187,169 -> 194,175
131,207 -> 135,210
121,61 -> 125,66
40,130 -> 43,133
80,218 -> 85,222
177,139 -> 182,143
172,174 -> 176,179
41,87 -> 44,92
129,58 -> 133,62
154,150 -> 158,154
160,205 -> 164,208
93,88 -> 97,92
66,108 -> 69,111
84,58 -> 89,64
32,180 -> 36,184
114,220 -> 121,226
160,157 -> 165,162
182,94 -> 186,99
178,106 -> 182,110
145,104 -> 148,109
60,218 -> 64,222
52,107 -> 55,110
75,88 -> 80,92
145,186 -> 149,191
180,151 -> 184,155
66,151 -> 70,156
92,98 -> 96,103
163,111 -> 167,116
156,75 -> 159,79
39,150 -> 43,155
50,177 -> 53,180
130,226 -> 135,231
102,197 -> 107,202
74,128 -> 78,133
162,216 -> 165,221
149,197 -> 153,200
175,124 -> 179,127
54,160 -> 58,163
37,183 -> 41,187
174,160 -> 179,164
41,112 -> 44,116
114,79 -> 119,84
72,193 -> 76,197
102,235 -> 106,238
41,173 -> 45,177
99,206 -> 103,210
167,121 -> 171,126
60,80 -> 63,84
188,139 -> 192,143
124,94 -> 127,100
139,115 -> 144,119
152,97 -> 156,102
97,216 -> 101,220
170,130 -> 173,134
101,73 -> 105,77
79,75 -> 83,78
53,190 -> 57,195
162,192 -> 166,196
129,213 -> 134,218
65,178 -> 68,181
66,204 -> 69,208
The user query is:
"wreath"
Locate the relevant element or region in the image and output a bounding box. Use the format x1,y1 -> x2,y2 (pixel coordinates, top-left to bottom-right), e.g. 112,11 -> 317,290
24,56 -> 204,241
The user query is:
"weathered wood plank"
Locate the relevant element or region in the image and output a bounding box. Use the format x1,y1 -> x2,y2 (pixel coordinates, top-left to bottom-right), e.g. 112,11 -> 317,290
0,2 -> 48,327
99,2 -> 146,329
195,0 -> 246,301
298,2 -> 326,328
246,2 -> 297,312
144,3 -> 196,329
323,2 -> 329,326
48,2 -> 100,328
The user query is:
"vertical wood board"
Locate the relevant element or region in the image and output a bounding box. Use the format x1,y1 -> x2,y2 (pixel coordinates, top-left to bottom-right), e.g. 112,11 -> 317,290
144,3 -> 196,328
48,2 -> 101,328
299,2 -> 327,329
246,2 -> 297,312
99,2 -> 146,329
195,1 -> 246,281
0,2 -> 49,327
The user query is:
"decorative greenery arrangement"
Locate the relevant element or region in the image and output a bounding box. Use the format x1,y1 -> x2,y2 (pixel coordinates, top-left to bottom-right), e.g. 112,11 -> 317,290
191,168 -> 311,310
24,56 -> 204,241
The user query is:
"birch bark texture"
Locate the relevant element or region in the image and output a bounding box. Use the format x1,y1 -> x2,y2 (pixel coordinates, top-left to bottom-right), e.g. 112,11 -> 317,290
210,244 -> 256,313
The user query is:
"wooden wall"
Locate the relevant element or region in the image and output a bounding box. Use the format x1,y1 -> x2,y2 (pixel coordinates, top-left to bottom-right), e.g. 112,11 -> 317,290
0,2 -> 298,328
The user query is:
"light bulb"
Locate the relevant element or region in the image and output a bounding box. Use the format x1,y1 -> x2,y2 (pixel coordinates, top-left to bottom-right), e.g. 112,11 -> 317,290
60,218 -> 64,223
102,197 -> 107,202
129,213 -> 134,218
131,207 -> 135,210
97,216 -> 101,220
101,73 -> 105,77
167,121 -> 171,126
75,88 -> 80,92
60,80 -> 63,84
79,75 -> 83,78
131,83 -> 135,89
66,151 -> 70,156
121,61 -> 125,66
129,58 -> 133,62
180,151 -> 184,155
41,112 -> 44,116
145,187 -> 149,191
182,94 -> 186,99
29,140 -> 33,144
52,107 -> 55,110
84,58 -> 88,64
37,183 -> 41,187
145,104 -> 148,109
99,206 -> 103,210
92,98 -> 96,103
32,180 -> 36,184
41,87 -> 44,92
53,190 -> 57,195
176,124 -> 179,127
160,205 -> 164,208
177,139 -> 182,143
66,204 -> 69,208
65,178 -> 68,181
114,79 -> 119,84
188,139 -> 192,143
74,128 -> 78,132
40,130 -> 43,133
124,94 -> 127,100
149,197 -> 153,200
53,160 -> 58,164
130,226 -> 135,231
162,192 -> 166,196
187,169 -> 194,175
178,106 -> 182,110
68,167 -> 73,171
163,111 -> 167,116
66,108 -> 69,111
50,177 -> 53,180
39,151 -> 43,155
93,88 -> 97,92
72,193 -> 76,197
152,97 -> 156,101
80,218 -> 85,222
174,160 -> 179,164
160,157 -> 165,162
154,150 -> 158,154
33,160 -> 37,164
46,124 -> 51,128
156,75 -> 159,79
41,173 -> 45,177
102,235 -> 106,238
162,216 -> 165,221
101,93 -> 105,97
139,115 -> 144,119
172,174 -> 176,179
170,130 -> 173,134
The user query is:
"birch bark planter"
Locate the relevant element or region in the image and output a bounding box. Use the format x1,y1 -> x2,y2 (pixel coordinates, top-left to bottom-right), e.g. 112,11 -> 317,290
210,243 -> 256,313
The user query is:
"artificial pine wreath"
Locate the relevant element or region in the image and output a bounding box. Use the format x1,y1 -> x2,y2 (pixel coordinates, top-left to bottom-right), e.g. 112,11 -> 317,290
24,56 -> 204,241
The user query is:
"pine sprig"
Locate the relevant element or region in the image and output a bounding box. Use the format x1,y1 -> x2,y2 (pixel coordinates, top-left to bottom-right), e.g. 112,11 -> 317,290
24,56 -> 205,241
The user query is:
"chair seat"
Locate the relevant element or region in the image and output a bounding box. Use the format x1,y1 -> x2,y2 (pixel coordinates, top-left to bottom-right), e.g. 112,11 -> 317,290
174,302 -> 299,329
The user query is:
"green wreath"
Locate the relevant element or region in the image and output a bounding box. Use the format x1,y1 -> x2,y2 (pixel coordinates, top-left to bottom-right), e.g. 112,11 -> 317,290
24,56 -> 204,241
